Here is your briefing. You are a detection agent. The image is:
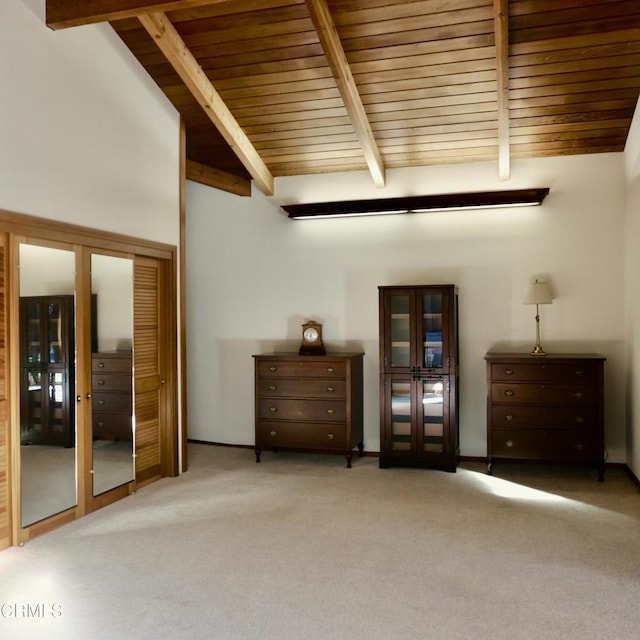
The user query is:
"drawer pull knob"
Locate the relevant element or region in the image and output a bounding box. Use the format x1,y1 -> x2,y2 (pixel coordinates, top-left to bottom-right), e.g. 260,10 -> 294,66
574,392 -> 583,399
327,386 -> 335,392
504,390 -> 514,397
575,370 -> 584,376
504,369 -> 514,375
98,399 -> 105,405
97,379 -> 105,385
97,362 -> 105,368
506,440 -> 514,448
270,430 -> 277,437
327,367 -> 335,373
269,366 -> 277,372
576,443 -> 584,451
575,415 -> 584,423
506,414 -> 514,421
269,406 -> 277,413
327,433 -> 334,440
269,385 -> 277,391
327,408 -> 335,415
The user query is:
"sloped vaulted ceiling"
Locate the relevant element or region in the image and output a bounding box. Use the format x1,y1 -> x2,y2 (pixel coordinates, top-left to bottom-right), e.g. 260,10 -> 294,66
47,1 -> 640,196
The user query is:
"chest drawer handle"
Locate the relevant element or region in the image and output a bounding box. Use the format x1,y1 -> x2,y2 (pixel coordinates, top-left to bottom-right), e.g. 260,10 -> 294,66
98,399 -> 105,405
576,443 -> 584,451
327,433 -> 334,440
575,370 -> 584,377
327,408 -> 335,415
574,392 -> 583,399
269,385 -> 277,391
327,386 -> 335,392
506,440 -> 514,448
504,390 -> 514,397
575,415 -> 584,423
269,406 -> 277,413
97,362 -> 105,368
506,414 -> 514,421
504,369 -> 514,375
97,379 -> 105,385
269,430 -> 277,437
326,367 -> 335,373
269,366 -> 277,372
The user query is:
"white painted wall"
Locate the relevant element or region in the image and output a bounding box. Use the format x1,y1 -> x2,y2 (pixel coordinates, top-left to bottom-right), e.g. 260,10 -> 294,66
1,0 -> 181,460
624,100 -> 640,477
186,153 -> 627,462
1,0 -> 180,245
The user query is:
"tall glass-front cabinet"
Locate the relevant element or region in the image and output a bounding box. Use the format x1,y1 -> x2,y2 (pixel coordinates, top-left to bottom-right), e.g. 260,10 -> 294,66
20,295 -> 75,448
378,285 -> 459,471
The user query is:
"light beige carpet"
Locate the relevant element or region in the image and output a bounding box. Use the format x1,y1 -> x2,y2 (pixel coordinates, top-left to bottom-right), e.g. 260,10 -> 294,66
1,443 -> 639,640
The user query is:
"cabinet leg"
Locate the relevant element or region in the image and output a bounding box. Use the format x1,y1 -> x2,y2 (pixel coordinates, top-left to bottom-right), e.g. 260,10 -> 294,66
357,441 -> 364,457
345,453 -> 352,469
487,458 -> 493,475
597,462 -> 605,482
255,448 -> 261,463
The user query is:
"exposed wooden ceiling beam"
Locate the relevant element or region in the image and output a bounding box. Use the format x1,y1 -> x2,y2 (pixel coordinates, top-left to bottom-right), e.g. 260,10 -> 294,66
494,0 -> 510,180
304,0 -> 386,188
139,12 -> 274,196
46,0 -> 228,29
186,160 -> 251,196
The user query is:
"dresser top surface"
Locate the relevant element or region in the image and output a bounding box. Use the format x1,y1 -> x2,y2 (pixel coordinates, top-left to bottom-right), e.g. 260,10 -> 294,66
254,352 -> 364,360
485,352 -> 606,362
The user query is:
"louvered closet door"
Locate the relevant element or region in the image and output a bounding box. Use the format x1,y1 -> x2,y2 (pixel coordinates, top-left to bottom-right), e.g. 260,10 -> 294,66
0,236 -> 9,550
134,256 -> 164,486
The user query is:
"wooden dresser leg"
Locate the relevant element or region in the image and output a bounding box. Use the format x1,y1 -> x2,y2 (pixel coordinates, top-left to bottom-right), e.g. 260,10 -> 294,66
255,448 -> 261,463
345,453 -> 352,469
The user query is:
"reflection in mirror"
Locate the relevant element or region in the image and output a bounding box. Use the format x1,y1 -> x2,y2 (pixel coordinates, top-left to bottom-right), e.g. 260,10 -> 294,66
91,254 -> 134,496
19,244 -> 77,527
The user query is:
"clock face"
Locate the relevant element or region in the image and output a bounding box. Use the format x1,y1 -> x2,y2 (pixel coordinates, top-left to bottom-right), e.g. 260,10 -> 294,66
303,327 -> 319,343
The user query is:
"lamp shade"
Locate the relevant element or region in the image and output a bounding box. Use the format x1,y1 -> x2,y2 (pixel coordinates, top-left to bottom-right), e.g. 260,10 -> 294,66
523,280 -> 553,305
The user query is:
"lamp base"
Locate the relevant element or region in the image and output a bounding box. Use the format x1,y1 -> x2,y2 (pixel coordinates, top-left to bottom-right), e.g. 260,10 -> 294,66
530,345 -> 547,356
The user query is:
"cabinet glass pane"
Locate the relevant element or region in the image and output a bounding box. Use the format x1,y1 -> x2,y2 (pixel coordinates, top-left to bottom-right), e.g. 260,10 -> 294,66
26,303 -> 41,364
422,379 -> 444,453
390,295 -> 410,368
47,302 -> 63,364
390,380 -> 411,451
47,371 -> 65,434
422,294 -> 443,368
25,370 -> 43,437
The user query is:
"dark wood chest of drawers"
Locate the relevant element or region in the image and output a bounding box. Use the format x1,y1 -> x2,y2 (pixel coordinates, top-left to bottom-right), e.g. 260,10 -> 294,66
485,353 -> 606,480
253,353 -> 364,467
92,352 -> 133,440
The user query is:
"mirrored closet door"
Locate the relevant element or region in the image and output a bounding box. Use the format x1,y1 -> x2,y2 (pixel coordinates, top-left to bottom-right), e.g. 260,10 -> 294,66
18,243 -> 77,528
89,253 -> 135,497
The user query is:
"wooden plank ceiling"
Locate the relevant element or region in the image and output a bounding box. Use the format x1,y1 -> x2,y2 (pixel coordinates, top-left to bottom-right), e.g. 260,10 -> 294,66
47,0 -> 640,196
